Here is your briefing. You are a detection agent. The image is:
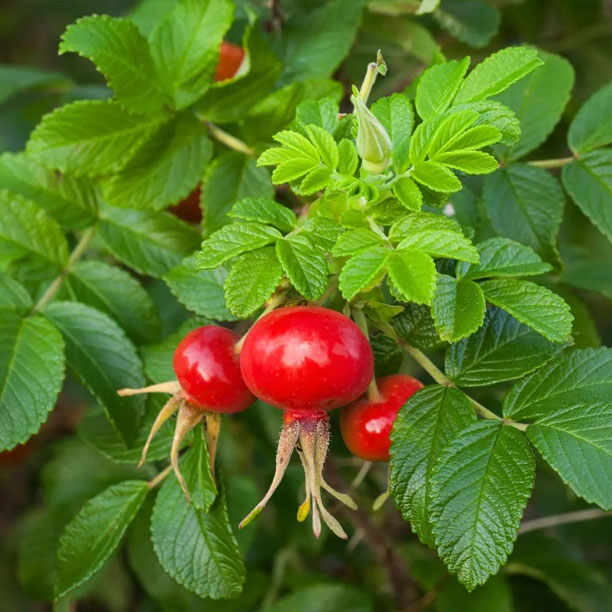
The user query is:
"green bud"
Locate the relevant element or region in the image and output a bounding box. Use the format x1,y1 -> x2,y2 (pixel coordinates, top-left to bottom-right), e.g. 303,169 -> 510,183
352,94 -> 392,174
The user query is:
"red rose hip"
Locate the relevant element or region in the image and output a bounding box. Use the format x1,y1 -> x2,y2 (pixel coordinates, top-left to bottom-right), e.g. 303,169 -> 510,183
215,41 -> 245,81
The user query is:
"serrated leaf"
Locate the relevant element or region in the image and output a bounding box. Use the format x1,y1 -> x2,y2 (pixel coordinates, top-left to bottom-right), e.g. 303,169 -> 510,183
483,164 -> 563,264
197,222 -> 282,270
371,93 -> 414,171
301,217 -> 345,251
451,100 -> 521,146
104,114 -> 212,210
276,235 -> 328,300
0,273 -> 32,311
65,261 -> 161,344
390,385 -> 475,546
432,275 -> 485,342
435,0 -> 500,48
480,278 -> 572,343
411,161 -> 462,193
164,255 -> 234,321
416,57 -> 470,121
370,334 -> 403,377
393,303 -> 442,350
431,421 -> 535,590
397,226 -> 479,263
295,98 -> 340,133
562,149 -> 612,244
151,448 -> 245,599
496,50 -> 574,161
44,301 -> 145,445
456,237 -> 552,280
0,313 -> 65,451
98,205 -> 200,278
59,15 -> 166,114
427,110 -> 478,159
568,81 -> 612,154
337,139 -> 359,176
305,124 -> 339,170
527,401 -> 612,510
202,151 -> 274,237
224,247 -> 282,317
446,307 -> 562,387
338,247 -> 391,301
503,347 -> 612,420
185,428 -> 217,511
150,0 -> 233,109
393,177 -> 423,211
26,100 -> 163,176
455,47 -> 542,104
299,166 -> 333,194
56,480 -> 149,598
387,249 -> 437,305
0,153 -> 97,230
332,229 -> 385,257
0,192 -> 69,269
436,150 -> 498,174
229,198 -> 296,232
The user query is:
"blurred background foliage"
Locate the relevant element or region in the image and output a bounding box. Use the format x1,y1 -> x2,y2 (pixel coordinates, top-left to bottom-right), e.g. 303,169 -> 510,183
1,0 -> 611,610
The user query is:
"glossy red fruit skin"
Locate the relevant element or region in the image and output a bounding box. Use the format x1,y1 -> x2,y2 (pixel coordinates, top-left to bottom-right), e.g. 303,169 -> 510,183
173,326 -> 254,413
215,41 -> 245,81
240,306 -> 374,414
340,374 -> 424,462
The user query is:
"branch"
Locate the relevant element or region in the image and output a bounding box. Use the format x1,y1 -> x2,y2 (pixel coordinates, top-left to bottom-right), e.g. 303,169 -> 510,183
526,156 -> 574,169
204,122 -> 255,156
519,508 -> 611,535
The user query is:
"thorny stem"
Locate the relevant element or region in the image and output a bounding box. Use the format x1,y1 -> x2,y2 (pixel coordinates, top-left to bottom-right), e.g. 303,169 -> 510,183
204,121 -> 256,156
375,321 -> 529,431
518,508 -> 611,534
235,289 -> 288,353
30,226 -> 96,314
147,465 -> 173,489
526,156 -> 575,169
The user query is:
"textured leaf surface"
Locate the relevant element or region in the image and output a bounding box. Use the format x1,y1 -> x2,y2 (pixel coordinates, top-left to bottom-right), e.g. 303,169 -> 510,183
481,278 -> 572,343
0,273 -> 32,311
0,313 -> 64,451
387,249 -> 437,305
339,247 -> 390,301
446,307 -> 561,387
396,226 -> 479,263
26,100 -> 162,176
276,235 -> 328,300
44,302 -> 145,444
151,448 -> 244,599
393,303 -> 442,350
371,93 -> 414,171
56,480 -> 149,597
390,385 -> 475,546
431,421 -> 535,589
568,81 -> 612,154
416,58 -> 470,120
332,229 -> 384,257
229,198 -> 296,232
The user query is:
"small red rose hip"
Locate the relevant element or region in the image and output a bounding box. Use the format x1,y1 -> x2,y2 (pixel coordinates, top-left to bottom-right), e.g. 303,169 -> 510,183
340,374 -> 424,462
118,325 -> 254,500
215,41 -> 245,81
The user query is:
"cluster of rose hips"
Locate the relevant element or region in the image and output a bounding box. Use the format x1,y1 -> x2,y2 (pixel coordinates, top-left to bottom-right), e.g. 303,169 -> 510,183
118,305 -> 423,539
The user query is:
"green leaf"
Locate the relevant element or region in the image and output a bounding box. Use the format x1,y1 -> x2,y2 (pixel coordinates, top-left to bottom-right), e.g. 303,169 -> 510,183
56,480 -> 149,598
432,275 -> 485,342
98,205 -> 200,277
197,222 -> 282,270
562,149 -> 612,244
446,307 -> 562,387
387,249 -> 437,305
0,192 -> 69,269
425,109 -> 478,159
229,197 -> 297,232
337,139 -> 359,176
451,100 -> 521,146
0,273 -> 32,311
455,47 -> 542,104
393,177 -> 423,211
295,98 -> 341,133
456,237 -> 552,280
278,0 -> 366,84
0,153 -> 97,230
299,166 -> 333,195
276,235 -> 328,300
149,0 -> 233,109
151,449 -> 245,599
26,100 -> 163,176
104,114 -> 212,210
302,217 -> 345,250
527,401 -> 612,510
503,347 -> 612,420
411,161 -> 462,192
164,255 -> 234,321
201,152 -> 274,237
496,50 -> 574,161
483,164 -> 564,264
393,303 -> 442,350
480,278 -> 572,343
65,261 -> 161,344
436,150 -> 498,174
0,313 -> 65,451
371,93 -> 414,171
560,258 -> 612,300
224,247 -> 283,317
264,584 -> 373,612
59,16 -> 166,114
305,124 -> 339,169
0,64 -> 71,105
184,428 -> 217,511
435,0 -> 500,48
396,225 -> 479,263
431,421 -> 535,590
332,229 -> 385,257
339,247 -> 391,301
568,81 -> 612,154
371,334 -> 403,377
390,385 -> 475,546
44,301 -> 145,445
416,57 -> 470,121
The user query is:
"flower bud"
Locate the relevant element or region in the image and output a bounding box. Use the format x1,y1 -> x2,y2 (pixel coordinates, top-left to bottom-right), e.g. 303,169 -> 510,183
352,94 -> 392,174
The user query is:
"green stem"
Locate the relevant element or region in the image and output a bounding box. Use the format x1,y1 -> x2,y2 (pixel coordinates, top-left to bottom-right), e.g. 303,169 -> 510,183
526,156 -> 574,169
352,307 -> 381,401
30,226 -> 96,315
358,51 -> 385,103
205,121 -> 255,156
